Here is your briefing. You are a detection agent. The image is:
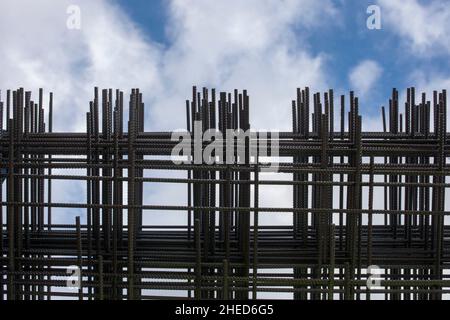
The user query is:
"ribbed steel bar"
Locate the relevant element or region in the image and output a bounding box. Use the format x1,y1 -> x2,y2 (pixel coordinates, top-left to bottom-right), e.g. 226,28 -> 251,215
0,86 -> 450,300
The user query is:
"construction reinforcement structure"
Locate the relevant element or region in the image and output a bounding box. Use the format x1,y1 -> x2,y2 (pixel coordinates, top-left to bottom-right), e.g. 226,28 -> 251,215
0,86 -> 449,300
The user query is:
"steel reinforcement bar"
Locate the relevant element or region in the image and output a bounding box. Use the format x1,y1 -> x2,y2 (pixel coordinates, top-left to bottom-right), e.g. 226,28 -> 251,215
0,86 -> 449,300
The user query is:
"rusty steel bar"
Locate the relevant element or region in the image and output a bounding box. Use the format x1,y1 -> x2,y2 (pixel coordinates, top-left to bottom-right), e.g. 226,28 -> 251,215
0,86 -> 450,300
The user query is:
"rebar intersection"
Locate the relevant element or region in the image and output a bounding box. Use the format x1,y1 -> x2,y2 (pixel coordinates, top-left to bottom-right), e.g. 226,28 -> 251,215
0,86 -> 449,300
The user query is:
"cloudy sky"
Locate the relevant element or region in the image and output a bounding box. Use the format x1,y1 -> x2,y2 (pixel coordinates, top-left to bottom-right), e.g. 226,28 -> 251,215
1,0 -> 449,299
1,0 -> 450,219
1,0 -> 450,132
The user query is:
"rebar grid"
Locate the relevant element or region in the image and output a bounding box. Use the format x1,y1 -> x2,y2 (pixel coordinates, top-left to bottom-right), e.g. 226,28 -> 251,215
0,86 -> 450,300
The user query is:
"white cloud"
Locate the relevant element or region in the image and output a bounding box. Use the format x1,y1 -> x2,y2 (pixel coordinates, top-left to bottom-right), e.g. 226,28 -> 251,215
154,0 -> 338,130
375,0 -> 450,130
348,59 -> 382,97
0,0 -> 339,132
0,0 -> 339,286
0,0 -> 161,131
406,70 -> 450,126
0,0 -> 338,202
378,0 -> 450,56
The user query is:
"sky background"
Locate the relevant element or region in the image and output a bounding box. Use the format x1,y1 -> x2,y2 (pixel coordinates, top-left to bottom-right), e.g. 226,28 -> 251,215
2,0 -> 450,133
1,0 -> 450,225
1,1 -> 450,219
1,0 -> 450,299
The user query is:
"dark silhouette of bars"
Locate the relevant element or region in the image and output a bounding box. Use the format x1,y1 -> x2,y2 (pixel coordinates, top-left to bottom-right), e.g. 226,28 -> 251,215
0,86 -> 449,300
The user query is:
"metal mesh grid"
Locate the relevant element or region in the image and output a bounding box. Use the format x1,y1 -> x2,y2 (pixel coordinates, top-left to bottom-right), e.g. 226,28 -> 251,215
0,86 -> 449,300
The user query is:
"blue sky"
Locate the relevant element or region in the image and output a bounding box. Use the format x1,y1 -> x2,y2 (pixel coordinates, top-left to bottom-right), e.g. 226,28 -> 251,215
1,1 -> 450,301
1,1 -> 450,296
2,0 -> 450,132
112,0 -> 450,119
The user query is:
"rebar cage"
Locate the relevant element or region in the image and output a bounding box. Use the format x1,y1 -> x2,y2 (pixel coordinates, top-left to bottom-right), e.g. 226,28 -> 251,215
0,86 -> 449,300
